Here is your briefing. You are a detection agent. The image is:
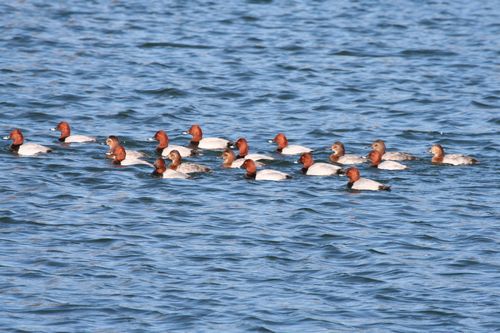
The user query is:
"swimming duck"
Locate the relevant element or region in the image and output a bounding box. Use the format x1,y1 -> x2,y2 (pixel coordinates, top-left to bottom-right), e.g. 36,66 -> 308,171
184,124 -> 230,150
167,150 -> 210,173
221,148 -> 264,168
106,135 -> 145,160
234,137 -> 274,161
368,150 -> 407,170
152,157 -> 189,179
371,139 -> 415,161
329,141 -> 366,165
4,129 -> 52,156
240,159 -> 290,181
153,130 -> 194,157
298,152 -> 342,176
429,144 -> 478,165
346,167 -> 391,191
106,136 -> 151,166
51,121 -> 96,143
270,133 -> 312,155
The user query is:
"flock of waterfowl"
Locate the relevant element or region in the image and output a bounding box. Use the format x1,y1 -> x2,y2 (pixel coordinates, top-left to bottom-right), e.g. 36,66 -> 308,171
4,122 -> 478,191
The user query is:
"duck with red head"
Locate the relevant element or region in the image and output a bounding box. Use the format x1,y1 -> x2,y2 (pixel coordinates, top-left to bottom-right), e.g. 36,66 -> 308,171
371,139 -> 415,161
152,130 -> 193,157
240,159 -> 291,181
270,133 -> 312,155
51,121 -> 95,143
152,157 -> 189,179
346,167 -> 390,191
184,124 -> 230,150
298,152 -> 342,176
221,148 -> 264,168
234,137 -> 274,161
3,129 -> 52,156
329,141 -> 366,165
167,150 -> 210,174
429,144 -> 478,165
105,135 -> 152,166
368,150 -> 407,170
105,135 -> 145,160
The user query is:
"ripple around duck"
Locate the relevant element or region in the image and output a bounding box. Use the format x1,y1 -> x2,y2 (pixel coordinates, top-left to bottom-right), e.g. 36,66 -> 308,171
138,42 -> 215,49
134,87 -> 188,97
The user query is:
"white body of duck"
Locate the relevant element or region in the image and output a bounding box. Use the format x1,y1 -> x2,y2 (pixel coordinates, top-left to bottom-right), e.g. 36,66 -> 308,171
17,143 -> 52,156
185,125 -> 229,150
369,150 -> 407,170
222,149 -> 264,168
63,135 -> 95,143
281,145 -> 312,155
306,163 -> 342,176
153,130 -> 193,158
4,129 -> 51,156
107,150 -> 145,160
376,160 -> 407,170
175,162 -> 210,174
272,133 -> 312,155
152,158 -> 190,179
162,169 -> 190,179
243,153 -> 274,161
381,151 -> 414,161
120,158 -> 153,167
372,140 -> 415,161
441,154 -> 477,166
234,138 -> 274,161
299,153 -> 342,176
241,159 -> 290,181
330,142 -> 366,165
336,155 -> 366,165
52,121 -> 96,143
255,169 -> 290,181
197,137 -> 230,150
167,150 -> 210,174
346,167 -> 390,191
106,135 -> 150,166
351,177 -> 390,191
161,145 -> 193,158
430,144 -> 478,166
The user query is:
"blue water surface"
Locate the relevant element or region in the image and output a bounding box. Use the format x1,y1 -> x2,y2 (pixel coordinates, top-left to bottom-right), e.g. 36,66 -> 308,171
1,0 -> 499,332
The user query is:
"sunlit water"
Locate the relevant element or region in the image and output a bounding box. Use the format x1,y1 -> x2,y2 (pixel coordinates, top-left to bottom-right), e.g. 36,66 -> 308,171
1,1 -> 499,332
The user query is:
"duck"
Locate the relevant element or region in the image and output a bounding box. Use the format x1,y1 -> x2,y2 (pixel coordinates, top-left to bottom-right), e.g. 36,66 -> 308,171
221,148 -> 264,168
51,121 -> 96,143
234,138 -> 274,161
167,150 -> 210,174
346,167 -> 391,191
240,159 -> 291,181
184,124 -> 230,150
152,157 -> 189,179
429,144 -> 478,165
3,129 -> 52,156
152,130 -> 194,158
270,133 -> 312,155
106,135 -> 145,160
329,141 -> 366,165
298,152 -> 342,176
368,150 -> 407,170
371,139 -> 416,161
106,136 -> 151,166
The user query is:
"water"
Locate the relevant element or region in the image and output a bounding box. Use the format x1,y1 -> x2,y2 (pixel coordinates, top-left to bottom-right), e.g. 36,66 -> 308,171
1,0 -> 499,331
